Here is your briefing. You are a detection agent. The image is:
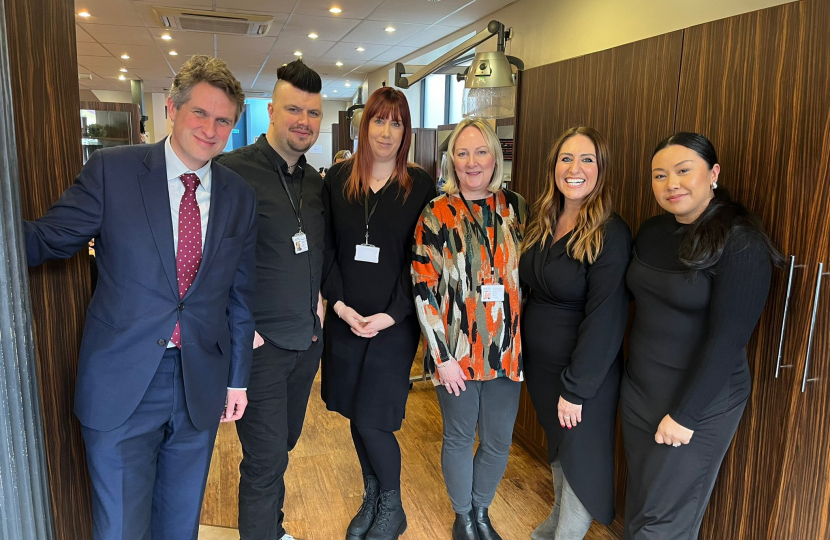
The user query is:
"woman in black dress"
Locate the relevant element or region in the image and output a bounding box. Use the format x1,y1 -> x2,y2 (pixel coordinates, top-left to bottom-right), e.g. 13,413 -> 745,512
321,87 -> 436,540
519,127 -> 631,539
622,133 -> 781,539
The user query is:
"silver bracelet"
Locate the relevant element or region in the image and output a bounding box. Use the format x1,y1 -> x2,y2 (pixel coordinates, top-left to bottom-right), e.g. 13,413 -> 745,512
335,304 -> 344,318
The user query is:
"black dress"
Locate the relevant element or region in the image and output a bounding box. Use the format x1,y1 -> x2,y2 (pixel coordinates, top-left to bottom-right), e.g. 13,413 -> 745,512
621,213 -> 772,539
320,162 -> 436,432
518,214 -> 631,525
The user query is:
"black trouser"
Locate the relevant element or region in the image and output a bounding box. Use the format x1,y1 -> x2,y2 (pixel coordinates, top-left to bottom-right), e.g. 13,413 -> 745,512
236,338 -> 323,540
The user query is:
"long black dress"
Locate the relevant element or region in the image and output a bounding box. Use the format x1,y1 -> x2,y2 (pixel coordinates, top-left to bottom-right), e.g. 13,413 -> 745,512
621,213 -> 772,539
321,162 -> 436,432
518,214 -> 631,525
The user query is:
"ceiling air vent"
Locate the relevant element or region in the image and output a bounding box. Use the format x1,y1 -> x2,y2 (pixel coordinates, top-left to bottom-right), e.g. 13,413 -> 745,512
152,7 -> 273,36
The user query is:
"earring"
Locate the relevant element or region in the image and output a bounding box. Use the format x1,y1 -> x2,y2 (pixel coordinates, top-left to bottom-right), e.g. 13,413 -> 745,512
712,181 -> 718,190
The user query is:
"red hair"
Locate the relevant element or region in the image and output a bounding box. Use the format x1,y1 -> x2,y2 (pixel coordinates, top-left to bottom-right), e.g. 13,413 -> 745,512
344,87 -> 413,202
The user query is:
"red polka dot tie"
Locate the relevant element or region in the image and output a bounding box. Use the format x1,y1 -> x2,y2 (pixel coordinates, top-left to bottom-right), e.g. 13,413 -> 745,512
170,173 -> 203,348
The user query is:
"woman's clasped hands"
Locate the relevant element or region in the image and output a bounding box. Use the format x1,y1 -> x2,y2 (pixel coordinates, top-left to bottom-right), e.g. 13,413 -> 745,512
334,301 -> 395,338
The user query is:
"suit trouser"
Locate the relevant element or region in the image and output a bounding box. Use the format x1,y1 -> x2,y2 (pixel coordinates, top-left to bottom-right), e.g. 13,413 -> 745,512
82,347 -> 219,540
236,338 -> 323,540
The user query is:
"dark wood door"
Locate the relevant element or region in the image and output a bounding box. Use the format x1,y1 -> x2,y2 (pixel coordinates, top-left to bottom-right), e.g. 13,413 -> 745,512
512,30 -> 685,533
674,1 -> 830,538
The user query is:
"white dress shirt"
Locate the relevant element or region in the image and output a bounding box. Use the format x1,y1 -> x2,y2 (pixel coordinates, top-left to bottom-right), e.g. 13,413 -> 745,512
164,138 -> 246,392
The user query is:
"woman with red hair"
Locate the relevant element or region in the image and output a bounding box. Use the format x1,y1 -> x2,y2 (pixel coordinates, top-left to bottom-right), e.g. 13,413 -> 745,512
321,87 -> 436,540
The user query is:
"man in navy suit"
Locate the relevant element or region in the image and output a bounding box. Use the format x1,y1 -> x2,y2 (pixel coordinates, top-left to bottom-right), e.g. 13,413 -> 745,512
24,55 -> 257,540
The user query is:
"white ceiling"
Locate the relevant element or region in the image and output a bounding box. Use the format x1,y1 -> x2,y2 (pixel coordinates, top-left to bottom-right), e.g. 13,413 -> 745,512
75,0 -> 518,100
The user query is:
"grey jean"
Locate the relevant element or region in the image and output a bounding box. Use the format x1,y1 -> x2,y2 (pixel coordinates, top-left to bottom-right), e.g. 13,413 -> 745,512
531,458 -> 594,540
435,377 -> 521,513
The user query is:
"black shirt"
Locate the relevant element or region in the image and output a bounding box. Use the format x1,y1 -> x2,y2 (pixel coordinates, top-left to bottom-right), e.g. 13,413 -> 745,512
216,134 -> 325,351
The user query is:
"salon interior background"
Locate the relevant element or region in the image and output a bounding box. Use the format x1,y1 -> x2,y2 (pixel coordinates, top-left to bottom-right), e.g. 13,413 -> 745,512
3,0 -> 827,539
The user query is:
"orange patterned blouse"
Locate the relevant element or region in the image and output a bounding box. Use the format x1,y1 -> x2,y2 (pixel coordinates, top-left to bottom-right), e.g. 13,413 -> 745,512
412,189 -> 527,383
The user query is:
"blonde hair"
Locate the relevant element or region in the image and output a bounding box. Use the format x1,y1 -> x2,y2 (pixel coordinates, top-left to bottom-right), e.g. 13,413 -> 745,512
334,149 -> 352,162
169,55 -> 246,122
442,118 -> 504,195
521,127 -> 613,264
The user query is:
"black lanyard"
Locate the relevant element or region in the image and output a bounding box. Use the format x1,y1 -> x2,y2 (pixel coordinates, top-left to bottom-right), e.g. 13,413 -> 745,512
276,166 -> 304,233
363,181 -> 392,245
458,192 -> 500,280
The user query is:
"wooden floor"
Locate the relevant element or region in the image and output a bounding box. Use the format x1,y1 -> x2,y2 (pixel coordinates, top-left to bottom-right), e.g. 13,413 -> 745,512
199,372 -> 618,540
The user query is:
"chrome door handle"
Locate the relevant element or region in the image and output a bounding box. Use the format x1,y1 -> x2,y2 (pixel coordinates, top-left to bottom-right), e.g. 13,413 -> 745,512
776,255 -> 804,377
802,263 -> 829,392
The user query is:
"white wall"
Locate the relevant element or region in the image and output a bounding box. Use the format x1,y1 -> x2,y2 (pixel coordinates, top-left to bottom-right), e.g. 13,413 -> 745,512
305,100 -> 349,171
149,93 -> 169,144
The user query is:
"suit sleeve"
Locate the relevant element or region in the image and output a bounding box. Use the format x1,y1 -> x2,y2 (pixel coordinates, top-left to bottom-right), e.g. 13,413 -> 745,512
226,191 -> 258,389
23,149 -> 106,266
559,218 -> 632,404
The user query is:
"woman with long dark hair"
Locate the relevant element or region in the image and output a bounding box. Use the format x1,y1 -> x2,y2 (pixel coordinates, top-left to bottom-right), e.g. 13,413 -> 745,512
621,132 -> 781,539
519,127 -> 631,539
320,87 -> 436,540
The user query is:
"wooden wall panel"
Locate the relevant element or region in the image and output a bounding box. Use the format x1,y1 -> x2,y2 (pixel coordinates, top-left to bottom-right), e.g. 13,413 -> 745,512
335,110 -> 352,156
511,31 -> 684,532
674,1 -> 830,538
4,0 -> 93,538
412,127 -> 438,182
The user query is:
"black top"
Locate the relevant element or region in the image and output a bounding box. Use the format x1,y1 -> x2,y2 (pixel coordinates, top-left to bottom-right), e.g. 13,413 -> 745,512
321,161 -> 437,322
521,214 -> 632,404
216,134 -> 325,351
630,212 -> 772,429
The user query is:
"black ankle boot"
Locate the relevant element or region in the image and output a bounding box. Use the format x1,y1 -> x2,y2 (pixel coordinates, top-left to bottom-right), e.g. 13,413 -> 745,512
474,507 -> 503,540
365,489 -> 407,540
346,475 -> 380,540
452,509 -> 480,540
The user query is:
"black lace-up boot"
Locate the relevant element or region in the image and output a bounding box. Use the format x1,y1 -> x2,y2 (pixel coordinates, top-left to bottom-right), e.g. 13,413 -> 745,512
365,489 -> 407,540
346,475 -> 380,540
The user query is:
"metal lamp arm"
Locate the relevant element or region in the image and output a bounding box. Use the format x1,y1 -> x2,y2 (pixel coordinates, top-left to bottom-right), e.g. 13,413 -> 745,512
395,20 -> 504,89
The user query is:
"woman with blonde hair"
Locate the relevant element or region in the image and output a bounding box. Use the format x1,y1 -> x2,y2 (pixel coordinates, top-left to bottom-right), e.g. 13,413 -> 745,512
413,117 -> 527,540
519,127 -> 631,539
321,86 -> 436,540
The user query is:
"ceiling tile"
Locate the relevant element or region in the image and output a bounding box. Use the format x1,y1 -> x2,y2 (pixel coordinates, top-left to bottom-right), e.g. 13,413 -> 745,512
271,38 -> 338,58
371,45 -> 419,63
148,29 -> 216,55
216,52 -> 270,68
217,35 -> 277,54
74,0 -> 145,26
341,20 -> 426,46
321,41 -> 390,61
131,0 -> 214,7
438,0 -> 517,28
294,0 -> 385,19
214,0 -> 295,14
401,25 -> 459,49
102,43 -> 166,60
78,55 -> 125,69
368,0 -> 470,26
118,57 -> 175,70
76,25 -> 96,42
278,14 -> 362,41
80,24 -> 156,46
76,41 -> 112,57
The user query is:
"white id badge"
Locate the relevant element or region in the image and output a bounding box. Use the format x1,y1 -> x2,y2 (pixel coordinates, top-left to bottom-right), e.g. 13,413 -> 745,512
292,232 -> 309,254
355,244 -> 380,263
481,284 -> 505,302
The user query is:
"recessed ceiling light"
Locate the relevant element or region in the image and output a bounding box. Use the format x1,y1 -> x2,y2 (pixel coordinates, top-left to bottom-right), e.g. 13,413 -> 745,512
308,33 -> 318,39
323,94 -> 328,98
120,54 -> 130,59
345,81 -> 351,87
169,51 -> 178,56
385,26 -> 396,33
356,47 -> 365,52
333,90 -> 338,93
118,75 -> 126,81
294,51 -> 303,56
329,7 -> 342,13
119,68 -> 128,72
77,10 -> 91,17
335,61 -> 344,66
161,34 -> 172,41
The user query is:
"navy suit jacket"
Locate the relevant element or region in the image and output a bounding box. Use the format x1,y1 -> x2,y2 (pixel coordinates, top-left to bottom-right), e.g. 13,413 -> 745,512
24,139 -> 258,431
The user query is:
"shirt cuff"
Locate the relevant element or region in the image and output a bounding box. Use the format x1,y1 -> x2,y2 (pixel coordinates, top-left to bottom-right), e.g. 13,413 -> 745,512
227,387 -> 247,391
